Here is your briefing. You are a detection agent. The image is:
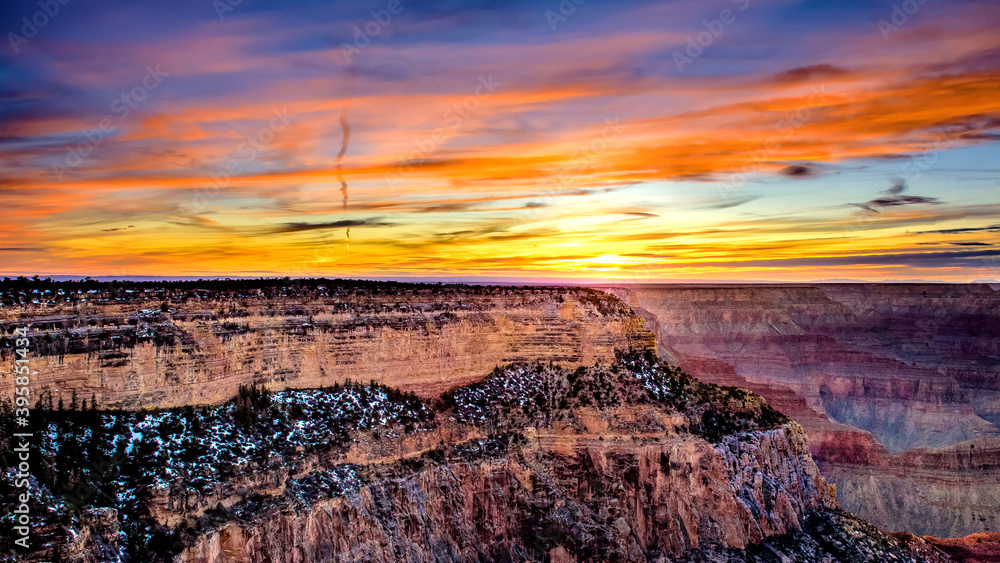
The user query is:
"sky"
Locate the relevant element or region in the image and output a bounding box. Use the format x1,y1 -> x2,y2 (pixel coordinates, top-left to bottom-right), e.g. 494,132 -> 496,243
1,0 -> 999,282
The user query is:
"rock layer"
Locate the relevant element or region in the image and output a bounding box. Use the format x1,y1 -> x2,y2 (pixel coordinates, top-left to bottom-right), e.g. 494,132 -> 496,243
603,283 -> 1000,538
0,285 -> 653,409
176,423 -> 832,563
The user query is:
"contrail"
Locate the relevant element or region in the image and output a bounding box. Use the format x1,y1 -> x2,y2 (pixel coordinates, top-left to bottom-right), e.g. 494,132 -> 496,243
336,108 -> 351,254
336,109 -> 351,212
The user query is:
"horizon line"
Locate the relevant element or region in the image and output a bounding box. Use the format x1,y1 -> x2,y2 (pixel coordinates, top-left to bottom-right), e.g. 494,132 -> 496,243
2,274 -> 998,287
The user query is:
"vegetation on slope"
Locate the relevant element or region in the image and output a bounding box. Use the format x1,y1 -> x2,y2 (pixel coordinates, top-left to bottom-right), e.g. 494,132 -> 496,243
443,350 -> 789,442
0,380 -> 433,561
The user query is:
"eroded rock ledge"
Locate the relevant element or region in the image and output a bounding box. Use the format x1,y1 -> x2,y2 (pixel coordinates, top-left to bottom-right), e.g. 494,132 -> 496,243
178,425 -> 831,563
0,279 -> 987,562
0,279 -> 654,409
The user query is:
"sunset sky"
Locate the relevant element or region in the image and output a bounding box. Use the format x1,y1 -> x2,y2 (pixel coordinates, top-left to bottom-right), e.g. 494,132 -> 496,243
2,0 -> 999,282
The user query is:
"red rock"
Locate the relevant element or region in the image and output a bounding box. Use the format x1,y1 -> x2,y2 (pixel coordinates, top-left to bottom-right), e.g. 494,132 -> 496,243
602,283 -> 1000,538
922,533 -> 1000,563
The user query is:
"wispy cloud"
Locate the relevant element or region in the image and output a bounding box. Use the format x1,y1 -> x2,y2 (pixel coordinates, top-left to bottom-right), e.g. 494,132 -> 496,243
771,64 -> 849,83
849,179 -> 941,213
270,219 -> 393,234
918,224 -> 1000,235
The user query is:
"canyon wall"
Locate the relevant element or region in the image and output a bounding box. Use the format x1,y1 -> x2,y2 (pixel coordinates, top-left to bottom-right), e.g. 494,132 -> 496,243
9,347 -> 869,563
603,283 -> 1000,538
176,423 -> 834,563
820,437 -> 1000,540
0,284 -> 653,409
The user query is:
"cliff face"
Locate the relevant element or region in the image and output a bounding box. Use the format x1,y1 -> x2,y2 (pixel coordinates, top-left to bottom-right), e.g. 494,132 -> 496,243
162,351 -> 842,562
3,348 -> 867,563
817,437 -> 1000,540
0,284 -> 653,409
603,283 -> 1000,538
177,425 -> 831,563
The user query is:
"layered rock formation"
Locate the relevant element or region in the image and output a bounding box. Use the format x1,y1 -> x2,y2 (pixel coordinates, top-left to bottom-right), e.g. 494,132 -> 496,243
603,283 -> 1000,538
923,532 -> 1000,563
3,349 -> 868,563
176,424 -> 832,563
0,280 -> 653,409
819,436 -> 1000,540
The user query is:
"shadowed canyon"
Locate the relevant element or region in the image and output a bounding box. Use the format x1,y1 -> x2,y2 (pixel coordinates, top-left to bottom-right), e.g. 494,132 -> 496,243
604,283 -> 1000,539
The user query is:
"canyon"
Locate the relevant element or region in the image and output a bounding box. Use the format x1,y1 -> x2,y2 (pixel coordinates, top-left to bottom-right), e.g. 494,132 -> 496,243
1,278 -> 997,561
604,283 -> 1000,538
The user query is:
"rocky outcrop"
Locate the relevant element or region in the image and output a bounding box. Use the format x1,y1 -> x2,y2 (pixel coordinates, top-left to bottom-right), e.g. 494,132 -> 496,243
66,508 -> 121,562
5,347 -> 857,563
922,532 -> 1000,563
176,423 -> 832,563
0,283 -> 653,409
602,283 -> 1000,538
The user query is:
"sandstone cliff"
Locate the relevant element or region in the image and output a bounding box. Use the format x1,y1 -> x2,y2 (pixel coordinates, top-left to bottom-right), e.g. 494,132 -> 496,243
0,280 -> 653,409
175,425 -> 832,563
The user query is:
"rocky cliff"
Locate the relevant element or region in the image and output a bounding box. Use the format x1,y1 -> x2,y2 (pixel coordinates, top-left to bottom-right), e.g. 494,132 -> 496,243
2,326 -> 949,563
603,283 -> 1000,538
0,279 -> 653,409
176,424 -> 831,563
